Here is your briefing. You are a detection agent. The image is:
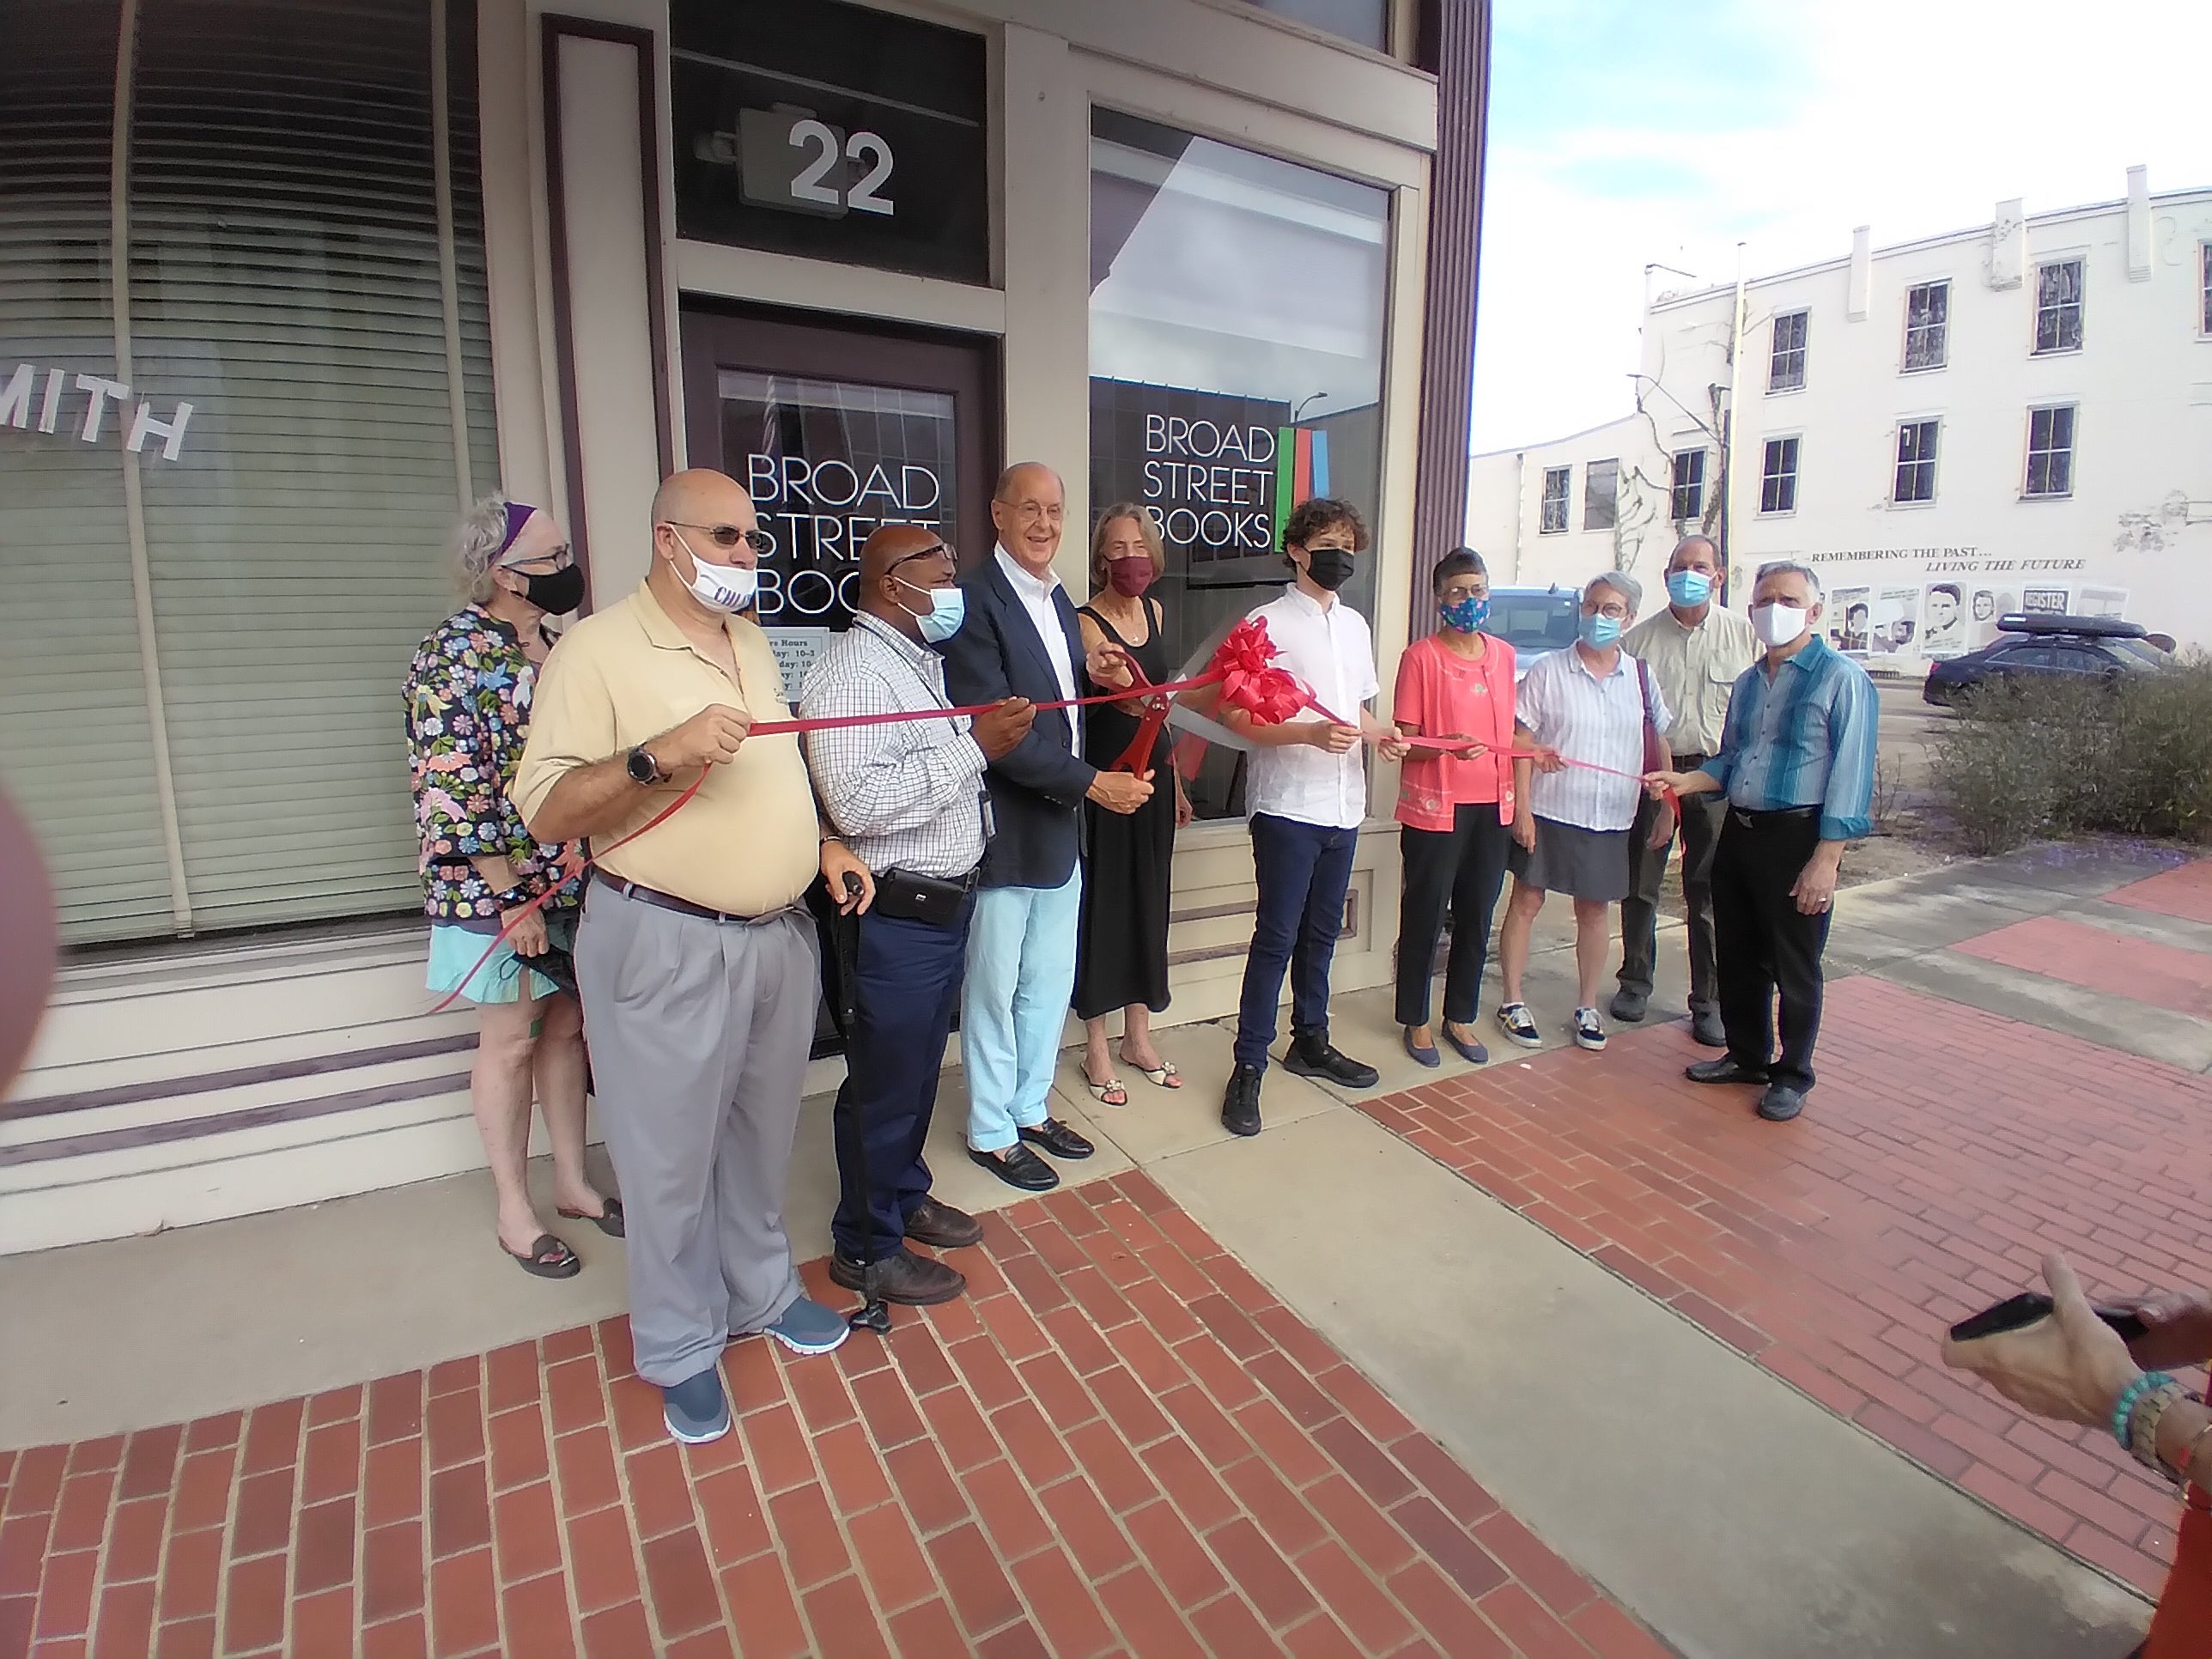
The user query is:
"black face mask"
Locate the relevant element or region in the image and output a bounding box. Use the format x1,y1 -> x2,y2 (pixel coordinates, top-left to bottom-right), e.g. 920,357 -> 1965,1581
1302,546 -> 1356,592
514,564 -> 585,615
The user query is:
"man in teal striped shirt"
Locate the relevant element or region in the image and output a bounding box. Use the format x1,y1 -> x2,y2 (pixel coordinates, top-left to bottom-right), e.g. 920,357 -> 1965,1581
1645,561 -> 1879,1122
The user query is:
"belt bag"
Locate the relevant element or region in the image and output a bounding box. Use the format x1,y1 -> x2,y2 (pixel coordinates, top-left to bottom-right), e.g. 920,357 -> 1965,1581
874,867 -> 971,927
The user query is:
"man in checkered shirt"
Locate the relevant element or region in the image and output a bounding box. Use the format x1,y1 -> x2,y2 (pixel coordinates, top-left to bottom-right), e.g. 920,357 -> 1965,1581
800,526 -> 1036,1307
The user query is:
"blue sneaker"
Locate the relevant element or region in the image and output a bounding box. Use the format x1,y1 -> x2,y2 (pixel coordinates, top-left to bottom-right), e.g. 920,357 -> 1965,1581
661,1366 -> 731,1444
762,1295 -> 850,1357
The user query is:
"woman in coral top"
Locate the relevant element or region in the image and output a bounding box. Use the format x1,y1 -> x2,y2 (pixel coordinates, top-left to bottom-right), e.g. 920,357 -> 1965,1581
1945,1254 -> 2212,1656
1391,549 -> 1517,1067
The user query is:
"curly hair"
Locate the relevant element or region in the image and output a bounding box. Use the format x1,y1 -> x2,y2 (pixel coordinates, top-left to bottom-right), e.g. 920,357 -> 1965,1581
449,494 -> 519,604
1282,496 -> 1369,554
1088,502 -> 1166,593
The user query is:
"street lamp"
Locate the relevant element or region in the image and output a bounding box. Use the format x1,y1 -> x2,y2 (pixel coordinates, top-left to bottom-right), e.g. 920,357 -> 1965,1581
1291,392 -> 1329,423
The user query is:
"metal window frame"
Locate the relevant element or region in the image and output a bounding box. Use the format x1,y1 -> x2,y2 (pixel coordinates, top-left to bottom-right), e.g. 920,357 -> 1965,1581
1759,434 -> 1799,516
1901,280 -> 1949,374
2022,402 -> 2077,499
1892,416 -> 1940,505
1538,463 -> 1571,534
2031,257 -> 2085,356
1669,446 -> 1705,523
1767,307 -> 1808,393
2200,241 -> 2212,337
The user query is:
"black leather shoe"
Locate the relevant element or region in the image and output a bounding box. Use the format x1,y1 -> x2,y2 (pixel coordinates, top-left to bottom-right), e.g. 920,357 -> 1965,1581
1608,988 -> 1648,1023
1281,1029 -> 1379,1090
1685,1057 -> 1769,1085
968,1143 -> 1059,1191
830,1248 -> 967,1306
904,1197 -> 982,1249
1018,1117 -> 1094,1160
1757,1085 -> 1808,1122
1690,1011 -> 1728,1048
1221,1064 -> 1263,1137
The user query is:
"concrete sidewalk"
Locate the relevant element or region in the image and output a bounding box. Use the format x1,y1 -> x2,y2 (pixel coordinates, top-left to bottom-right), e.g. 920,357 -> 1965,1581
3,844 -> 2191,1656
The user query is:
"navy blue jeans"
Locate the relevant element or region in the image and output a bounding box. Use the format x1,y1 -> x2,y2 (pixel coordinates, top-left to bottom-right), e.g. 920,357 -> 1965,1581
832,896 -> 972,1263
1235,813 -> 1358,1071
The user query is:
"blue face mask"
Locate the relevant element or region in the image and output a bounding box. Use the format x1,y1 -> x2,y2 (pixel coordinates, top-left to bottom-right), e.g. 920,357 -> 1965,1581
897,578 -> 966,644
1439,595 -> 1489,634
1579,611 -> 1623,649
1665,568 -> 1713,608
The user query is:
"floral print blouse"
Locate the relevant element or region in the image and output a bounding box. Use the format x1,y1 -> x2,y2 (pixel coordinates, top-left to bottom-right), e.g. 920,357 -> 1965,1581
403,605 -> 581,922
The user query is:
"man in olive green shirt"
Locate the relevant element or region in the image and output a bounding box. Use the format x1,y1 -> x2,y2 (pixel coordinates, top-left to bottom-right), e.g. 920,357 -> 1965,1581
1612,535 -> 1759,1045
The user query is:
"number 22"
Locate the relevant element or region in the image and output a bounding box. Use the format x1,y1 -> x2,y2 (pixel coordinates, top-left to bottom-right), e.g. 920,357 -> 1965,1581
787,120 -> 895,217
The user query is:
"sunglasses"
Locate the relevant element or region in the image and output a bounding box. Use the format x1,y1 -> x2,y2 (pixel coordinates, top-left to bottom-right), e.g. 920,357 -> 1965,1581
886,542 -> 952,573
662,520 -> 765,552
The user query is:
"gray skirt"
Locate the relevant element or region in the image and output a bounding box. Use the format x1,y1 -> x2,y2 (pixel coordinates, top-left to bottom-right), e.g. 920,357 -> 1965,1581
1507,815 -> 1631,902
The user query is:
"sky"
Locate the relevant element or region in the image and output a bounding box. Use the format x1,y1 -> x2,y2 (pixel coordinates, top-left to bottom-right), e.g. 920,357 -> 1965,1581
1470,0 -> 2212,453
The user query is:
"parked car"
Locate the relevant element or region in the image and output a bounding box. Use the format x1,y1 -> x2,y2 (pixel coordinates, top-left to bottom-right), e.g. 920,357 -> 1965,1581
1486,586 -> 1582,682
1923,613 -> 2169,706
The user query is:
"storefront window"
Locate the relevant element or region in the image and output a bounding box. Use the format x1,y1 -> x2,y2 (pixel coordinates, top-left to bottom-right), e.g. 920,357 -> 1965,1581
0,0 -> 501,942
1088,109 -> 1390,818
1244,0 -> 1389,53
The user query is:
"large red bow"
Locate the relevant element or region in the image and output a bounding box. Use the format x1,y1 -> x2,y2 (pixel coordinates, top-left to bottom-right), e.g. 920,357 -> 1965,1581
1211,617 -> 1309,725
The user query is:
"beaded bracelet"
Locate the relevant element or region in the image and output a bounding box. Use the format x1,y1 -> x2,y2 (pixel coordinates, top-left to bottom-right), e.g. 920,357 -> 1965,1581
2113,1372 -> 2177,1447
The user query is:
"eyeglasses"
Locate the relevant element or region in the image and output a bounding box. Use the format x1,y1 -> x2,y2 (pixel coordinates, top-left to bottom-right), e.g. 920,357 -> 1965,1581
1003,501 -> 1063,525
1440,583 -> 1486,602
1585,601 -> 1630,620
661,520 -> 765,552
499,544 -> 574,571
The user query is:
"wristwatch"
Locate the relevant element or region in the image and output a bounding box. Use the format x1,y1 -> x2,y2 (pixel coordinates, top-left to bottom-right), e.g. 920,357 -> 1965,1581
625,744 -> 665,786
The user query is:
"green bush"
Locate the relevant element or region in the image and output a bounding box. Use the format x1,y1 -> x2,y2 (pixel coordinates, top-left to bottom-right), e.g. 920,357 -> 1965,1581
1929,659 -> 2212,854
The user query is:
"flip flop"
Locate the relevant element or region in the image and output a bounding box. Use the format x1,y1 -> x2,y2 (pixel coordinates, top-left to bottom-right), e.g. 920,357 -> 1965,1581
1122,1054 -> 1182,1090
502,1233 -> 581,1279
557,1196 -> 625,1238
1082,1066 -> 1128,1107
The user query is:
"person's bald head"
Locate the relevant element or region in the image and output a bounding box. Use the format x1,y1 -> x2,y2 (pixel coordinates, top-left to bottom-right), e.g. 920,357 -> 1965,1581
647,469 -> 763,619
992,461 -> 1065,575
860,523 -> 957,641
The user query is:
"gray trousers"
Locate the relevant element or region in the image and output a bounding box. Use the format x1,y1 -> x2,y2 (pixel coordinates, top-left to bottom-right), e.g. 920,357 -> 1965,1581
1617,757 -> 1726,1015
575,882 -> 817,1388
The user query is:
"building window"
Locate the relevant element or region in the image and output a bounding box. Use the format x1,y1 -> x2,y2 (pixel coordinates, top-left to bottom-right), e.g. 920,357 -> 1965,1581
1893,419 -> 1940,504
1539,465 -> 1571,533
2024,405 -> 2076,498
2200,243 -> 2211,334
1768,309 -> 1808,392
2033,258 -> 2084,354
1241,0 -> 1388,51
1759,437 -> 1800,514
1584,459 -> 1619,531
1670,448 -> 1706,523
1088,107 -> 1387,821
1903,282 -> 1949,372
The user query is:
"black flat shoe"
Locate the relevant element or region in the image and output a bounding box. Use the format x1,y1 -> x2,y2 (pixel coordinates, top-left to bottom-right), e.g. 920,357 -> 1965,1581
1685,1057 -> 1769,1085
1018,1117 -> 1094,1160
904,1197 -> 983,1249
502,1233 -> 581,1279
830,1248 -> 967,1306
556,1196 -> 624,1238
1757,1085 -> 1808,1122
969,1143 -> 1059,1191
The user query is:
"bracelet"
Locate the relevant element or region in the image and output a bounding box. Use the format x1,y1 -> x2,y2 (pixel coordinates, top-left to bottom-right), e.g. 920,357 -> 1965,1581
2130,1382 -> 2189,1471
2113,1372 -> 2176,1447
2171,1413 -> 2212,1490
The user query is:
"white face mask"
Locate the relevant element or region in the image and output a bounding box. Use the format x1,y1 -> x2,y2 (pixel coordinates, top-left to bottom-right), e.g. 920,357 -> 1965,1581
1751,601 -> 1810,648
672,529 -> 757,614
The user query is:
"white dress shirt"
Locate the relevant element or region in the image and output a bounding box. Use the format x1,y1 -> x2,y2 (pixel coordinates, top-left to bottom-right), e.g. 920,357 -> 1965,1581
995,546 -> 1079,757
1242,586 -> 1378,831
1515,643 -> 1670,831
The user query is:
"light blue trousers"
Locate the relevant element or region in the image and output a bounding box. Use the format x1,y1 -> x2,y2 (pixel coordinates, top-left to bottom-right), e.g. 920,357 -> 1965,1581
962,868 -> 1082,1152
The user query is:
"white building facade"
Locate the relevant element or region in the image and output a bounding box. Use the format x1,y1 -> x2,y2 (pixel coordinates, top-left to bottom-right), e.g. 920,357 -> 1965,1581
1482,171 -> 2212,664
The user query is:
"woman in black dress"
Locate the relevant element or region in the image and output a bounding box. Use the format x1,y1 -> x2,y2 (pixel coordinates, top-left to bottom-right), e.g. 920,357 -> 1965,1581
1074,504 -> 1190,1104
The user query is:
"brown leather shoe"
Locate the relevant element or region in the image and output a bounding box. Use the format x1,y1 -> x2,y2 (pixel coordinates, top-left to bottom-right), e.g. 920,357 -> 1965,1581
829,1247 -> 966,1306
904,1197 -> 983,1250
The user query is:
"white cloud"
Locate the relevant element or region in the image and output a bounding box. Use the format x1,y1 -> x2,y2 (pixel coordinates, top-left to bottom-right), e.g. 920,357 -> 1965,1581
1472,0 -> 2212,453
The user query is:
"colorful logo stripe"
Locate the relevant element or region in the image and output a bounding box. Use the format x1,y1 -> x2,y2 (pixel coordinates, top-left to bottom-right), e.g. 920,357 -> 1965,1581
1270,426 -> 1331,549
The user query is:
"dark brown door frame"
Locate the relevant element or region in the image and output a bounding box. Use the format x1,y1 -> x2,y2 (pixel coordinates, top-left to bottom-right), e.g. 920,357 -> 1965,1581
678,301 -> 1002,570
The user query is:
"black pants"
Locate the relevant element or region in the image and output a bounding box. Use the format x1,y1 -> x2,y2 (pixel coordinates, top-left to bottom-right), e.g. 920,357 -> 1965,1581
1711,808 -> 1830,1094
831,895 -> 973,1263
1395,805 -> 1511,1027
1618,753 -> 1723,1013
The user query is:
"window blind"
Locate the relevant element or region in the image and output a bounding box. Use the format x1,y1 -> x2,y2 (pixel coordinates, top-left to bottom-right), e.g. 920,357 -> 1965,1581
0,2 -> 180,941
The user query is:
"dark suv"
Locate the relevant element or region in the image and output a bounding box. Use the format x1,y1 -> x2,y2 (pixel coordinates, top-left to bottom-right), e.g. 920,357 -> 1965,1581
1923,613 -> 2169,706
1485,586 -> 1582,682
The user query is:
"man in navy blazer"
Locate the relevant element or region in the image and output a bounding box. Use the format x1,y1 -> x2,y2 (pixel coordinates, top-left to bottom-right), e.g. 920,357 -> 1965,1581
940,463 -> 1153,1192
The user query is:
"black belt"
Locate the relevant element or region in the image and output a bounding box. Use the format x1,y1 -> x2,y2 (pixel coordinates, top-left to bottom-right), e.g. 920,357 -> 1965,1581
592,869 -> 798,926
1674,751 -> 1711,769
1729,804 -> 1818,828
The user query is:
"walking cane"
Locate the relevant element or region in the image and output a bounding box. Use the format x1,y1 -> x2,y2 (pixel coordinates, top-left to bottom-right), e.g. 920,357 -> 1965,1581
828,868 -> 895,1336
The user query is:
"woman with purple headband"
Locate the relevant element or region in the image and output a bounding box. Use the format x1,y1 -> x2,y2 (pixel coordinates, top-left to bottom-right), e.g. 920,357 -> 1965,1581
403,496 -> 619,1278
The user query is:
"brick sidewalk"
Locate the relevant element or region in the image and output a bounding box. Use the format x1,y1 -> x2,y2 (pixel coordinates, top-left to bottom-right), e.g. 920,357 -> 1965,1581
1358,967 -> 2212,1599
0,1173 -> 1672,1659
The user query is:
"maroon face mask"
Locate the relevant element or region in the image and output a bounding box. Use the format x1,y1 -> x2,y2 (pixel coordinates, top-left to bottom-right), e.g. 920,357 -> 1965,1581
1106,556 -> 1157,598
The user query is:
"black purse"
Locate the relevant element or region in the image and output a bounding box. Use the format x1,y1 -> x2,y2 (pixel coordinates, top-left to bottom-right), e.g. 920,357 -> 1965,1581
873,867 -> 971,927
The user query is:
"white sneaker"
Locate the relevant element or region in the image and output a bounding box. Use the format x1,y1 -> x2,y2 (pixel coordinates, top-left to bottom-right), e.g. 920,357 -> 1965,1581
1495,1003 -> 1542,1048
1571,1007 -> 1607,1051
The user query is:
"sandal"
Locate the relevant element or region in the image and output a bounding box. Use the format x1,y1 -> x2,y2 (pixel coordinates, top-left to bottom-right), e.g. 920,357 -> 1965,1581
556,1195 -> 625,1238
1121,1051 -> 1182,1090
1082,1064 -> 1128,1107
502,1233 -> 581,1279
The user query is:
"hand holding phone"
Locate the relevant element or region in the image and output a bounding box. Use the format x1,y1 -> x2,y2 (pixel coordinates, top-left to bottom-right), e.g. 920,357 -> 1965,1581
1947,1291 -> 2147,1346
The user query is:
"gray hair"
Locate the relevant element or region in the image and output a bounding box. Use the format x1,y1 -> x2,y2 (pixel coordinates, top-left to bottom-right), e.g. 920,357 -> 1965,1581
449,494 -> 516,604
1753,559 -> 1823,599
1586,568 -> 1642,613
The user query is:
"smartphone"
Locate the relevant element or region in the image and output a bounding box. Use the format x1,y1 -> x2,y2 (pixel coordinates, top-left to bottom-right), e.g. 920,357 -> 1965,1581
1948,1292 -> 2148,1345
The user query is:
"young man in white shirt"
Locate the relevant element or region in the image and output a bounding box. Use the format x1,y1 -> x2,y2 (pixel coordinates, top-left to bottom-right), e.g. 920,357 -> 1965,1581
1217,499 -> 1408,1137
